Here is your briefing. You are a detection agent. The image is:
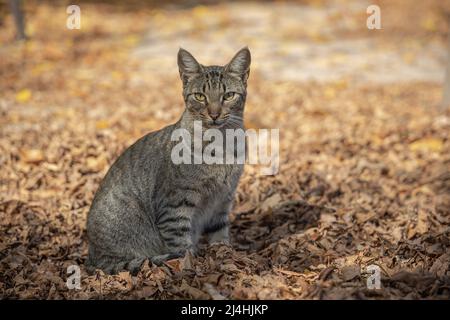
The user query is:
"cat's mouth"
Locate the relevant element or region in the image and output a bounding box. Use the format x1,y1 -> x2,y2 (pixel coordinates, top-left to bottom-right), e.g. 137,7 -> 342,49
205,119 -> 226,128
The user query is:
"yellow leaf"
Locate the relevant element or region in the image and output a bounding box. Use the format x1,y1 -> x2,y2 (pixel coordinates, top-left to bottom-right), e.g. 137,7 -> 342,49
310,0 -> 325,7
124,35 -> 139,46
402,52 -> 415,65
324,87 -> 336,99
95,120 -> 110,129
22,149 -> 44,164
421,15 -> 437,32
409,138 -> 443,152
111,71 -> 123,80
333,79 -> 348,90
31,62 -> 53,76
16,89 -> 32,103
192,5 -> 209,17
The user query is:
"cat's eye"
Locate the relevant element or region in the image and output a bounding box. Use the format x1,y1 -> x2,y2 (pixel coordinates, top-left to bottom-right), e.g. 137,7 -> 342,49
194,93 -> 206,102
223,92 -> 236,101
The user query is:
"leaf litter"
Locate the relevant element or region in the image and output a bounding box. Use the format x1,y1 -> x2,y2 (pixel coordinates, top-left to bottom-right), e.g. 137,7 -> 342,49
0,0 -> 449,299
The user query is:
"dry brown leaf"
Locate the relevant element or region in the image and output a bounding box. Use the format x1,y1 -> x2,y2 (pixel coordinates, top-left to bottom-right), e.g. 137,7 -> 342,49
341,266 -> 360,281
135,286 -> 157,299
180,280 -> 208,299
220,263 -> 240,274
261,193 -> 282,211
416,208 -> 429,235
429,253 -> 450,277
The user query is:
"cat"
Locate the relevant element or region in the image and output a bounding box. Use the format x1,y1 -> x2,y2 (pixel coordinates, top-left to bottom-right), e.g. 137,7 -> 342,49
85,47 -> 251,275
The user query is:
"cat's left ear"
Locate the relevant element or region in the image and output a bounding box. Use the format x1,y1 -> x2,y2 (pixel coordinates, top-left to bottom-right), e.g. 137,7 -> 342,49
225,47 -> 251,83
178,48 -> 203,86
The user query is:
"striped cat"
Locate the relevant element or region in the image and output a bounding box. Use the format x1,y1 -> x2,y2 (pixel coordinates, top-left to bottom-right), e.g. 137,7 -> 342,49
86,47 -> 251,274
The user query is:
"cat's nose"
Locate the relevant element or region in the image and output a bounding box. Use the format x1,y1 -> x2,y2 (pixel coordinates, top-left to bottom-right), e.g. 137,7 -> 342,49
209,112 -> 220,121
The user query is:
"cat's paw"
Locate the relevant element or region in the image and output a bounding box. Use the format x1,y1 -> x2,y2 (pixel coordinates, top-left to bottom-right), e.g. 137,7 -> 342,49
208,234 -> 230,246
150,252 -> 184,266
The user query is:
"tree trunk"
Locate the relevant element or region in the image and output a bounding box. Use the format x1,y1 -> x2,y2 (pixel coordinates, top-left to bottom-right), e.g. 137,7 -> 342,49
9,0 -> 26,40
442,17 -> 450,110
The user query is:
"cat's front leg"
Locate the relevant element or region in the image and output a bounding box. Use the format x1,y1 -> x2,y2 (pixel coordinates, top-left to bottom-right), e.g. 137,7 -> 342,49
154,206 -> 196,264
205,192 -> 235,245
207,219 -> 230,245
205,205 -> 231,245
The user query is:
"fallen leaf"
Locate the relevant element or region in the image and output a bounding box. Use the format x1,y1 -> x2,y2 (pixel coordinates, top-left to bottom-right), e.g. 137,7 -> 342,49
95,120 -> 110,130
135,286 -> 157,299
429,253 -> 450,277
85,156 -> 107,172
16,89 -> 32,103
415,208 -> 429,235
21,149 -> 44,164
421,15 -> 437,32
409,138 -> 443,152
261,193 -> 282,211
164,258 -> 182,272
180,280 -> 208,299
341,265 -> 360,281
220,263 -> 239,274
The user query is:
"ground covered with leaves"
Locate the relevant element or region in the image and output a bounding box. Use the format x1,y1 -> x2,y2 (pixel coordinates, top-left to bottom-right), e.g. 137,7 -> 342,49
1,0 -> 449,299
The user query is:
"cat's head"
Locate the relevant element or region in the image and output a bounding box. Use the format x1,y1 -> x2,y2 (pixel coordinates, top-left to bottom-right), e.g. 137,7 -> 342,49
177,47 -> 251,129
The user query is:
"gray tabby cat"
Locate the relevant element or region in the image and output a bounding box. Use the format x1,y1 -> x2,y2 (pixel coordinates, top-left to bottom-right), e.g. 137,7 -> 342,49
86,47 -> 251,275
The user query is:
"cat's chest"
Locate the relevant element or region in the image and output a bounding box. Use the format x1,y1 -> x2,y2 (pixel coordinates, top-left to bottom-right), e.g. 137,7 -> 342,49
170,162 -> 243,210
184,163 -> 242,187
192,164 -> 242,208
193,186 -> 231,232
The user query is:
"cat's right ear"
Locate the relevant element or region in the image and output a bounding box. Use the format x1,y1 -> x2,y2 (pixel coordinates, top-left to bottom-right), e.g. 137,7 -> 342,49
178,48 -> 202,85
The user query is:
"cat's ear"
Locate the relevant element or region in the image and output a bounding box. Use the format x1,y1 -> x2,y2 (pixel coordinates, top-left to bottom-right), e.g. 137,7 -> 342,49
225,47 -> 251,83
178,48 -> 203,85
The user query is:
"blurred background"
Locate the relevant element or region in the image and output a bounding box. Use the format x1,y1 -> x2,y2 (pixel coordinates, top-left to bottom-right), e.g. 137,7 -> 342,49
0,0 -> 449,299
